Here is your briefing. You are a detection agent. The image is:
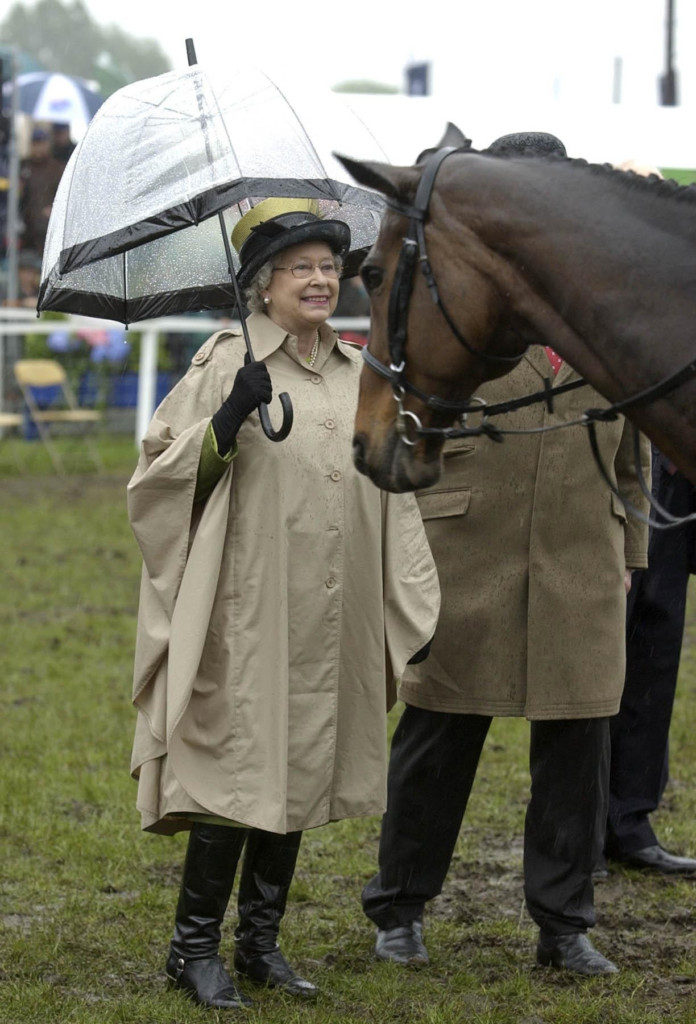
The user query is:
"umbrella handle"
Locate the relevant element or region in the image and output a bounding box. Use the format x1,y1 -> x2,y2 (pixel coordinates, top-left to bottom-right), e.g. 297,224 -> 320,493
242,348 -> 294,442
259,393 -> 294,442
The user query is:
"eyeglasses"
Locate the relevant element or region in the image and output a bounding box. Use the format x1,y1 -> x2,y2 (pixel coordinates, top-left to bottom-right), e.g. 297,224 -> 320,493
273,259 -> 340,279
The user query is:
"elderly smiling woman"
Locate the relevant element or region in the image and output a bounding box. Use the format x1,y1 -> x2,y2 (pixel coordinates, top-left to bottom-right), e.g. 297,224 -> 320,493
126,198 -> 439,1011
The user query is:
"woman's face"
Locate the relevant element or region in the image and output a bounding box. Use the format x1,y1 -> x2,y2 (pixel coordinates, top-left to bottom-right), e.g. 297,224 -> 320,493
264,241 -> 340,334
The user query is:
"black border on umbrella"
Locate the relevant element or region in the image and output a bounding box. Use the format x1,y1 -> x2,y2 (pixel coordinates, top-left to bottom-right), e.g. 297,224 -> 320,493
56,177 -> 383,277
38,244 -> 372,325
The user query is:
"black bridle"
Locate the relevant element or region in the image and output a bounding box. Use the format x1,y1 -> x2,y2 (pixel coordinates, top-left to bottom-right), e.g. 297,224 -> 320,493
360,146 -> 696,529
362,145 -> 526,445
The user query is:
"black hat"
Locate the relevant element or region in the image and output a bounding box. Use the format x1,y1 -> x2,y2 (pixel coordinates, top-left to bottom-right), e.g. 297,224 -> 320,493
486,131 -> 567,158
232,198 -> 351,288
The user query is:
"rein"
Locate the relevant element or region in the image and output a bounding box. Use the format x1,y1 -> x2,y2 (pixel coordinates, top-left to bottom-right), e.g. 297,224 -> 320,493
362,146 -> 696,528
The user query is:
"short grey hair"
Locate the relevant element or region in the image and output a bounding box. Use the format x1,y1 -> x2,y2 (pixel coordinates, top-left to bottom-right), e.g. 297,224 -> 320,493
244,261 -> 274,314
245,252 -> 345,315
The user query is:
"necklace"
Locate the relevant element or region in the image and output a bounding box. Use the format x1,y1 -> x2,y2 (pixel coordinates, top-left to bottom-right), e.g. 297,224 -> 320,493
305,331 -> 320,367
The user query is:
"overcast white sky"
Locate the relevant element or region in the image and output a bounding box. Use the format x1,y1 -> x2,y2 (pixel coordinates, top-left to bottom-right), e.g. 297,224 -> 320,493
76,0 -> 692,106
74,0 -> 695,166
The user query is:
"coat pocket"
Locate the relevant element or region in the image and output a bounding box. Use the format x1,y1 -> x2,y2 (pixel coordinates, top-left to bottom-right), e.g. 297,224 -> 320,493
611,492 -> 628,523
443,440 -> 476,458
417,487 -> 472,521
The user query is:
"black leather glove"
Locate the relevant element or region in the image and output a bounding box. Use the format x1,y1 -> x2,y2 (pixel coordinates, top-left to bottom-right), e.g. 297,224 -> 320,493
211,361 -> 272,454
407,638 -> 433,665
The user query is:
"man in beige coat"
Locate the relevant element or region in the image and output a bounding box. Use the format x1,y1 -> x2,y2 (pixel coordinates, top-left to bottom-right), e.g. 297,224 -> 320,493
361,131 -> 650,976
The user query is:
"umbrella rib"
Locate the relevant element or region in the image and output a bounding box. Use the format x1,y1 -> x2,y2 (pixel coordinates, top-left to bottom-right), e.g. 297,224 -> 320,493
343,107 -> 391,165
59,144 -> 83,276
195,70 -> 243,186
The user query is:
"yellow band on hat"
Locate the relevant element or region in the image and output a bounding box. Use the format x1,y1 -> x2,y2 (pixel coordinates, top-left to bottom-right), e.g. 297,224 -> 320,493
231,197 -> 321,254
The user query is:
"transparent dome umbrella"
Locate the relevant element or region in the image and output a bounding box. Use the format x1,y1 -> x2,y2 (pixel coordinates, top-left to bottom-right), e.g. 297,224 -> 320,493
37,41 -> 389,440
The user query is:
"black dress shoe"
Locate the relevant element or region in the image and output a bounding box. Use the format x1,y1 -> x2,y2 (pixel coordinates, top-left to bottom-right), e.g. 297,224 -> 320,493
536,933 -> 618,975
234,946 -> 317,999
374,922 -> 429,965
166,951 -> 253,1009
612,844 -> 696,875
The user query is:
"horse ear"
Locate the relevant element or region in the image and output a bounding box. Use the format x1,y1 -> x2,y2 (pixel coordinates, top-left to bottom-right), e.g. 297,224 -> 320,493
416,122 -> 472,164
335,154 -> 419,203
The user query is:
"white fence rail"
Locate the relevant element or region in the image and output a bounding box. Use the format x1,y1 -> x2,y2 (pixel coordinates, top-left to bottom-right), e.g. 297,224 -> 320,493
0,310 -> 370,447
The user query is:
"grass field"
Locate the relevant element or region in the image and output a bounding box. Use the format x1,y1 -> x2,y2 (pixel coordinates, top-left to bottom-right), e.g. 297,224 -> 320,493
661,168 -> 696,185
1,439 -> 695,1024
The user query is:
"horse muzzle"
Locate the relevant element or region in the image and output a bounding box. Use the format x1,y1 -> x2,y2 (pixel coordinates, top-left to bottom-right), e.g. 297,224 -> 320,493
352,428 -> 442,493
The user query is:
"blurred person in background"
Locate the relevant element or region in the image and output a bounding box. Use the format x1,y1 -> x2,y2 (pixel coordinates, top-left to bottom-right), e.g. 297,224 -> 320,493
361,132 -> 651,978
605,447 -> 696,874
334,276 -> 370,345
51,122 -> 75,165
0,119 -> 8,263
14,249 -> 42,307
127,198 -> 439,1011
19,125 -> 64,258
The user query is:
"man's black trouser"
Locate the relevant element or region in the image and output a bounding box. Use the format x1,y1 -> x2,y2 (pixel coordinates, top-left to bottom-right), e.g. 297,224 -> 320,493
607,465 -> 694,855
362,704 -> 610,936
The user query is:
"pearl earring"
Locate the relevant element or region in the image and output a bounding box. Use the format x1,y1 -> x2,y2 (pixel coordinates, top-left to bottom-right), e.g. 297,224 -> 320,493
264,296 -> 270,305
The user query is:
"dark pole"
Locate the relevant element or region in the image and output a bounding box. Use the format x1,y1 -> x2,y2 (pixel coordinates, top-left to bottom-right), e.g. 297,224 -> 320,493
3,48 -> 19,306
659,0 -> 678,105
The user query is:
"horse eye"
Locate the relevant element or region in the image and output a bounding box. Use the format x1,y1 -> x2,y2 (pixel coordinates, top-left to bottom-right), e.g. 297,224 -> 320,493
361,265 -> 384,293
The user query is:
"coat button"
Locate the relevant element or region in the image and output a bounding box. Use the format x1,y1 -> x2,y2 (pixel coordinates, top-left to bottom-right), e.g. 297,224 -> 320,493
311,375 -> 321,384
326,577 -> 336,588
325,418 -> 336,429
330,470 -> 342,482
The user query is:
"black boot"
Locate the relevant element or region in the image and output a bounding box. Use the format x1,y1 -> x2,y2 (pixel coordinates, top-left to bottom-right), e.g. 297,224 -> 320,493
166,822 -> 253,1010
233,829 -> 317,999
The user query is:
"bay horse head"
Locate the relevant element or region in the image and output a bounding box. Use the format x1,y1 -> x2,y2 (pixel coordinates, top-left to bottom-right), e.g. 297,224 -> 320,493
337,144 -> 531,492
338,131 -> 696,491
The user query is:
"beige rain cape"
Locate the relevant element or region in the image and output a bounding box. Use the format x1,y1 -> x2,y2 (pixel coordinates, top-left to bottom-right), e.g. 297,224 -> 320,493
127,313 -> 440,835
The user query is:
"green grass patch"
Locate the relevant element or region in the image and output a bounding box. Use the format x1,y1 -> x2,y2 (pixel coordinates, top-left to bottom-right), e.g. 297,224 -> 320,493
0,434 -> 136,477
660,167 -> 696,186
1,451 -> 695,1022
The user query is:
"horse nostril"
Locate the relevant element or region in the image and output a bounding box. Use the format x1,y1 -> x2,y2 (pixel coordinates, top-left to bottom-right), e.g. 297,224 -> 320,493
352,434 -> 367,468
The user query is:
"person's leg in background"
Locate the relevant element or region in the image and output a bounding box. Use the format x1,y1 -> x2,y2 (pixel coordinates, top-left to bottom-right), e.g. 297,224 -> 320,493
607,464 -> 696,874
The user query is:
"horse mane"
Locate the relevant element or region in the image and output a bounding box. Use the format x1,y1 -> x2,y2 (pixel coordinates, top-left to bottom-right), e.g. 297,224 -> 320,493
479,148 -> 696,206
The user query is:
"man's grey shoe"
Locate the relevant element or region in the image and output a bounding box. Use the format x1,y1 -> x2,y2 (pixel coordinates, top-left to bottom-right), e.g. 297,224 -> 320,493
612,844 -> 696,875
375,922 -> 429,965
537,932 -> 618,975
